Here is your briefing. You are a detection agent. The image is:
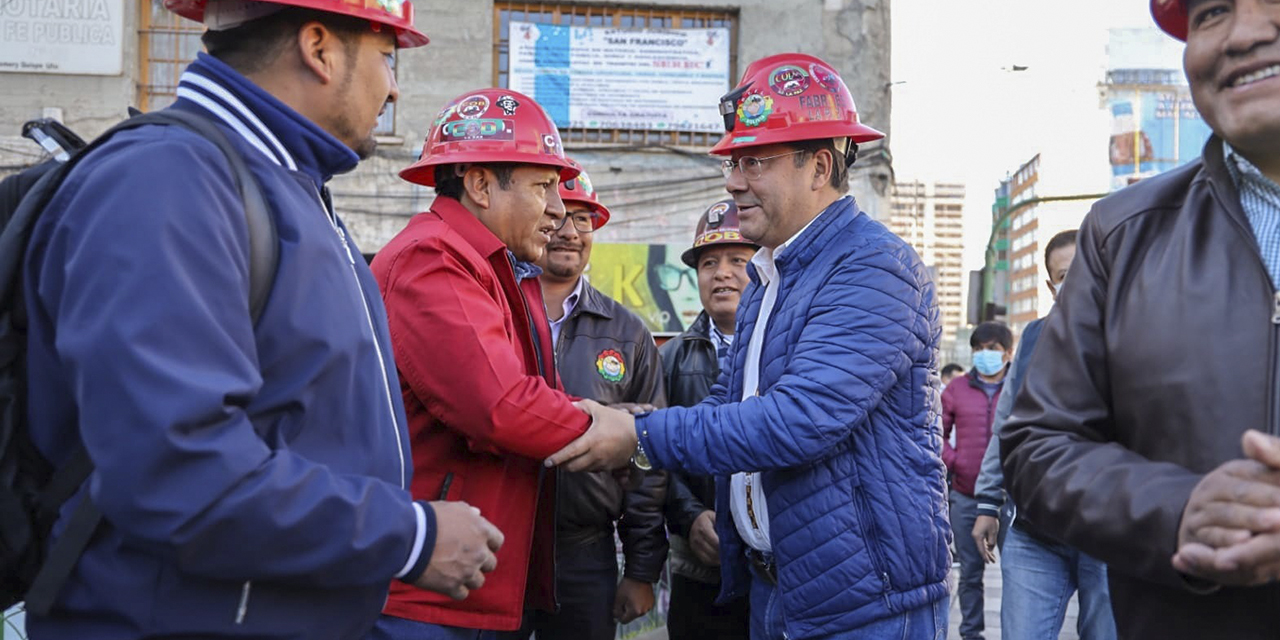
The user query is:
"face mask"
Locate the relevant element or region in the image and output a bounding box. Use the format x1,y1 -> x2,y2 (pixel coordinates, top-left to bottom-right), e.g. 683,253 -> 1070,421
973,349 -> 1005,376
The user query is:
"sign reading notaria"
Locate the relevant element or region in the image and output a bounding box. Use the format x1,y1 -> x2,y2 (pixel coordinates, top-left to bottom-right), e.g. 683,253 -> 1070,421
507,21 -> 731,133
0,0 -> 124,75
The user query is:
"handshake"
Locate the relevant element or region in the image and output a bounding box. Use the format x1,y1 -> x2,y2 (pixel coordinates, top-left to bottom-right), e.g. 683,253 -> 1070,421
411,400 -> 656,601
543,399 -> 655,473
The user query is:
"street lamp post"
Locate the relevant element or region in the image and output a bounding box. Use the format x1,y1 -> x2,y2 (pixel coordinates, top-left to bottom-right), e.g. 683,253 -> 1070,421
981,193 -> 1109,317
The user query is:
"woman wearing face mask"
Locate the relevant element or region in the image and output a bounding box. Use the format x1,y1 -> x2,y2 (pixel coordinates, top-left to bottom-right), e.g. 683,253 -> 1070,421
940,320 -> 1014,640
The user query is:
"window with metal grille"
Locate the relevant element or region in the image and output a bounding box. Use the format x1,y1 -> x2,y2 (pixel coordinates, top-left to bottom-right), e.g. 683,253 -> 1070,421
493,2 -> 738,147
135,2 -> 398,135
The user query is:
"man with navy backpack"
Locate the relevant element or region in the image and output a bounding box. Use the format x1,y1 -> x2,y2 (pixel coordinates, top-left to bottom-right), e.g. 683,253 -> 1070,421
18,1 -> 503,638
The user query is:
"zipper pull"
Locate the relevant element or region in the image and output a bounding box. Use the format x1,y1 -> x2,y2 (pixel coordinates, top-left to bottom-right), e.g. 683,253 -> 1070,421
1272,292 -> 1280,325
336,225 -> 356,265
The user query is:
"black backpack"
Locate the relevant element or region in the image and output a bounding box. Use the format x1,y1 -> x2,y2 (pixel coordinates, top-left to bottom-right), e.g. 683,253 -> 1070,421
0,109 -> 278,616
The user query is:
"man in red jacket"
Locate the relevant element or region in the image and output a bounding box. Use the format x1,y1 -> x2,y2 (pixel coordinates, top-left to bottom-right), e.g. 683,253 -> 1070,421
369,89 -> 606,640
941,320 -> 1013,640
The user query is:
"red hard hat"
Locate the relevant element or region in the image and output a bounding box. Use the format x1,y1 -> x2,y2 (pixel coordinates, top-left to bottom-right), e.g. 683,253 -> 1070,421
400,89 -> 579,187
681,199 -> 761,268
164,0 -> 429,48
710,53 -> 885,156
559,160 -> 611,229
1151,0 -> 1187,41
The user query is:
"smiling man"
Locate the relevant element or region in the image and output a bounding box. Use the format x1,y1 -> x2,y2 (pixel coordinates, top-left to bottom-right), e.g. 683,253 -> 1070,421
659,198 -> 757,640
370,90 -> 605,640
546,53 -> 952,640
1000,0 -> 1280,637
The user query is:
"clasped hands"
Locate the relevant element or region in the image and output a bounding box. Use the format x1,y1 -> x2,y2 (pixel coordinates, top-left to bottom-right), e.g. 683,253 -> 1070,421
1173,429 -> 1280,587
544,399 -> 654,472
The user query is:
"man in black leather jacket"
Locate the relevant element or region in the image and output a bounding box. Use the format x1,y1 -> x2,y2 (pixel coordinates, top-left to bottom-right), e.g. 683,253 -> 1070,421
498,166 -> 668,640
660,199 -> 758,640
1002,1 -> 1280,638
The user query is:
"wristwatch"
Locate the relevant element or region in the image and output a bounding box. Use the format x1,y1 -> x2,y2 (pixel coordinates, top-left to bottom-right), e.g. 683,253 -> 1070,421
630,438 -> 652,471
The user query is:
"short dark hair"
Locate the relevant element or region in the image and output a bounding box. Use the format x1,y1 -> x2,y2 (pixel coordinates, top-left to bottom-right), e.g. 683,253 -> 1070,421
941,363 -> 965,378
788,138 -> 853,194
201,7 -> 369,75
970,321 -> 1013,351
1043,229 -> 1078,277
432,164 -> 516,200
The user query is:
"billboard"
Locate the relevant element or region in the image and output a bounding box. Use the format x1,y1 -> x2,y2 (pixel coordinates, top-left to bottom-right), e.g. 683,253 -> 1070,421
507,21 -> 730,133
588,243 -> 702,335
1108,90 -> 1212,189
0,0 -> 123,75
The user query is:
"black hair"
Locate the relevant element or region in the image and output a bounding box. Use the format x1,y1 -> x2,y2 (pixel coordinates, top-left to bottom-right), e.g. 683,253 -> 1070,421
1043,229 -> 1078,277
787,138 -> 854,194
201,7 -> 370,75
941,363 -> 965,378
432,164 -> 516,200
970,321 -> 1013,351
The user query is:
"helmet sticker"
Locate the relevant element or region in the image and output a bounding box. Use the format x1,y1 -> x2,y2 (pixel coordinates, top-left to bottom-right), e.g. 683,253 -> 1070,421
596,349 -> 626,383
541,133 -> 562,155
706,201 -> 730,227
737,92 -> 773,128
433,104 -> 457,127
810,63 -> 843,94
441,119 -> 515,142
458,95 -> 490,119
371,0 -> 404,18
496,94 -> 520,116
769,65 -> 810,97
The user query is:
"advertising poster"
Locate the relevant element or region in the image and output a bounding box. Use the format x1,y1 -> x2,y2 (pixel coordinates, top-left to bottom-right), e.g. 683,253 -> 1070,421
588,243 -> 702,335
1109,90 -> 1212,188
0,0 -> 123,75
508,21 -> 730,133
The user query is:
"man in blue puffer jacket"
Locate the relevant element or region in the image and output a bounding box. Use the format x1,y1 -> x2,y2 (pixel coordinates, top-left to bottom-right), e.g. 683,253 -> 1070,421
21,2 -> 503,638
547,53 -> 951,640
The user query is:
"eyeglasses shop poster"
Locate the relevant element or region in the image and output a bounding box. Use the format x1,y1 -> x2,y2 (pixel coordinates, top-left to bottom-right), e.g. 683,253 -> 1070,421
0,0 -> 123,74
507,21 -> 730,133
589,244 -> 702,335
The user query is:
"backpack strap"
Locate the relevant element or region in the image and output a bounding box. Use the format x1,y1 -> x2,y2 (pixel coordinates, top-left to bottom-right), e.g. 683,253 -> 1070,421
21,109 -> 279,616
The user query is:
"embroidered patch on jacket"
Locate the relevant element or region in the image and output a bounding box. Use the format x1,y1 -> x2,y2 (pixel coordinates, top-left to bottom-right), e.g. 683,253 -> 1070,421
596,349 -> 626,383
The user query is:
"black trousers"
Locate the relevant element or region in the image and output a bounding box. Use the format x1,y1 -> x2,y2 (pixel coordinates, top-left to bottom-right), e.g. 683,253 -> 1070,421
495,535 -> 618,640
666,573 -> 750,640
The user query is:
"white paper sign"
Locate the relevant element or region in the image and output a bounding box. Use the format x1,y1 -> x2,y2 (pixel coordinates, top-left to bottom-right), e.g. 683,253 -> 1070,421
508,21 -> 730,132
0,0 -> 124,75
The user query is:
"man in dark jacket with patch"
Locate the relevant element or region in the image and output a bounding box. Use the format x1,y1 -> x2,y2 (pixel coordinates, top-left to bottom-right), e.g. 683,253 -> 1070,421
495,165 -> 668,640
1002,1 -> 1280,637
660,198 -> 757,640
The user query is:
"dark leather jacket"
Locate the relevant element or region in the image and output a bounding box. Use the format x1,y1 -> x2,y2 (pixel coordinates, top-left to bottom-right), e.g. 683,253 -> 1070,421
658,311 -> 721,583
552,279 -> 668,583
1002,137 -> 1280,639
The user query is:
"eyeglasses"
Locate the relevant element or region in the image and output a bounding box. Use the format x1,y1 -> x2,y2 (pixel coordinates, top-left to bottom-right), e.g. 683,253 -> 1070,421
552,211 -> 601,234
654,263 -> 697,292
721,150 -> 806,180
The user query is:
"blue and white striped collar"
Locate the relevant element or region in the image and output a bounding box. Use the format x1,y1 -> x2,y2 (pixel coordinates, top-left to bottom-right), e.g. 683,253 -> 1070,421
174,53 -> 358,186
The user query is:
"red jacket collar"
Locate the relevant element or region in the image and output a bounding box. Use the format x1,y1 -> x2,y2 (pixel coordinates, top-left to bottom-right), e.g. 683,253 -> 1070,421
430,196 -> 508,260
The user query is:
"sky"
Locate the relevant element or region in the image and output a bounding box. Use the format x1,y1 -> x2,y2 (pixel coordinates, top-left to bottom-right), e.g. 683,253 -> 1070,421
889,0 -> 1169,271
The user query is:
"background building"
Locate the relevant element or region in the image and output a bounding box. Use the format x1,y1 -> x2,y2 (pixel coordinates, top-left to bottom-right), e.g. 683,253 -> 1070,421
0,0 -> 894,251
891,180 -> 965,358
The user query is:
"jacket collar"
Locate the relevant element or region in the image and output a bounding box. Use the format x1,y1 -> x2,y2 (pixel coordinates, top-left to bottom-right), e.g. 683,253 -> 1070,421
430,196 -> 509,260
1200,135 -> 1253,235
746,196 -> 858,284
174,53 -> 359,189
570,278 -> 616,321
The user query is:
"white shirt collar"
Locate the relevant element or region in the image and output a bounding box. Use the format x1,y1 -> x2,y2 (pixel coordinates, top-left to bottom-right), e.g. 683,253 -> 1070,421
749,198 -> 844,285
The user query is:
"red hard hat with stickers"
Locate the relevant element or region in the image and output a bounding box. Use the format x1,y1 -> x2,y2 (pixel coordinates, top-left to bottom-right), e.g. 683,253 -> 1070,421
559,160 -> 611,229
164,0 -> 430,48
400,88 -> 579,187
681,199 -> 761,268
710,52 -> 885,156
1150,0 -> 1188,41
